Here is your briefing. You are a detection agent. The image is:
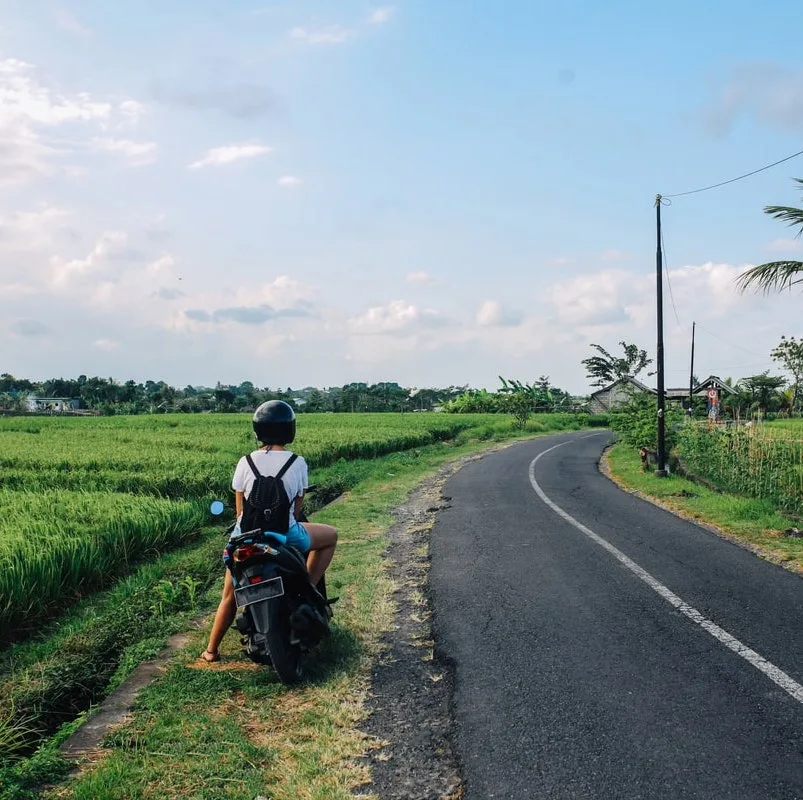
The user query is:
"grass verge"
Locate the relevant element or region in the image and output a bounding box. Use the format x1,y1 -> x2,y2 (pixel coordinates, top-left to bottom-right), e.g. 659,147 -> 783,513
605,443 -> 803,573
3,417 -> 589,799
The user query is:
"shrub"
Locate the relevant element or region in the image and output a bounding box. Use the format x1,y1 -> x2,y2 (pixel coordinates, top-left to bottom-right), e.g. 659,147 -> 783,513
608,393 -> 684,451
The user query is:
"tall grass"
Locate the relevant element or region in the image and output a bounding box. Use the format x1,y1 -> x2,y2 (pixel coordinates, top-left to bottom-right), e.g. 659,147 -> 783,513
0,491 -> 206,641
676,422 -> 803,517
0,413 -> 514,641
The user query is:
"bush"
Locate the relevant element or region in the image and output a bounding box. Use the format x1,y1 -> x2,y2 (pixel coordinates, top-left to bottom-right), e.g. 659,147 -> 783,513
608,394 -> 684,451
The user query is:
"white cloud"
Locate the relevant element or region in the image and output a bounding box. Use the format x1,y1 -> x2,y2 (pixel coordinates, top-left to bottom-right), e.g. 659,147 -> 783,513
367,7 -> 394,25
0,205 -> 71,244
289,8 -> 393,46
118,99 -> 145,125
277,175 -> 302,187
188,143 -> 272,169
93,338 -> 119,350
0,59 -> 110,125
476,300 -> 523,327
51,230 -> 130,286
547,269 -> 635,327
662,262 -> 751,319
349,300 -> 448,335
548,257 -> 572,267
146,254 -> 175,274
55,9 -> 93,38
0,57 -> 145,184
290,25 -> 355,45
406,271 -> 439,285
766,237 -> 803,253
92,137 -> 157,165
601,249 -> 627,262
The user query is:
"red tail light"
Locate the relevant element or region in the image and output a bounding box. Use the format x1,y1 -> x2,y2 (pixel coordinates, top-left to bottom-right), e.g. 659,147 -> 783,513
233,544 -> 265,563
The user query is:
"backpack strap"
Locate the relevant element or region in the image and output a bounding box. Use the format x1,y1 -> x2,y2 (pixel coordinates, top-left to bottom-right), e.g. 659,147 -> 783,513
245,452 -> 297,481
275,453 -> 298,480
245,454 -> 262,478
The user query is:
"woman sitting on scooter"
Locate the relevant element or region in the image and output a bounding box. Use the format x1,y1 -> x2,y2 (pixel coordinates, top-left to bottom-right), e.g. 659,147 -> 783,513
200,400 -> 337,663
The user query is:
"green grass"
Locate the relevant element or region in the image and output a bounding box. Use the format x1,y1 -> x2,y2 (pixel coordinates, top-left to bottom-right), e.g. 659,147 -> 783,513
606,443 -> 803,570
0,415 -> 590,800
0,412 -> 589,642
0,413 -> 593,798
0,413 -> 475,642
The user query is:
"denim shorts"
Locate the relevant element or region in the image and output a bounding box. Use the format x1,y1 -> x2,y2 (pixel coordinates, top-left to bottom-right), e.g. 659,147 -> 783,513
284,521 -> 311,554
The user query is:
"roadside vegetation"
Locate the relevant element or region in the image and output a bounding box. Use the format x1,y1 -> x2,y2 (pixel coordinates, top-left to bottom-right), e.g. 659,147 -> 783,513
606,394 -> 803,572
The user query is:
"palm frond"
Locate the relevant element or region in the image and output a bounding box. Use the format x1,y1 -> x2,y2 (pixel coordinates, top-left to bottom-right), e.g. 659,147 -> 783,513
736,260 -> 803,294
763,205 -> 803,233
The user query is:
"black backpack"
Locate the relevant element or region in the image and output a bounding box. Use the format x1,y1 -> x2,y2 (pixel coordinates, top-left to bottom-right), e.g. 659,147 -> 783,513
240,453 -> 299,534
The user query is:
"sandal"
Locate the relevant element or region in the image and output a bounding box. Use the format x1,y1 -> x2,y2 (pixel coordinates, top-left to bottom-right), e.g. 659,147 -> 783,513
199,650 -> 220,663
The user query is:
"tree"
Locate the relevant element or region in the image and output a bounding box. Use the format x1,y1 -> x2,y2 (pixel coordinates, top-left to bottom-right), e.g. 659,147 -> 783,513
499,376 -> 554,414
738,372 -> 786,417
581,341 -> 653,388
0,374 -> 34,393
778,386 -> 796,417
770,336 -> 803,413
608,392 -> 684,452
0,392 -> 26,412
737,178 -> 803,293
303,389 -> 328,412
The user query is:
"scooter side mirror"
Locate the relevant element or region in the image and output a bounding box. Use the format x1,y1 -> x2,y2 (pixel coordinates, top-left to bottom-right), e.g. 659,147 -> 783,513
209,500 -> 226,516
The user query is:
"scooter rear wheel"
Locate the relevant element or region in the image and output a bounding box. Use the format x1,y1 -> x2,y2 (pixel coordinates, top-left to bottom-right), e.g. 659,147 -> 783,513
265,599 -> 304,684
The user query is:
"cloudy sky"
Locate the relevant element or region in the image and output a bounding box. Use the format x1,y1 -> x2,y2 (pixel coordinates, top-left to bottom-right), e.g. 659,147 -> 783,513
2,0 -> 803,394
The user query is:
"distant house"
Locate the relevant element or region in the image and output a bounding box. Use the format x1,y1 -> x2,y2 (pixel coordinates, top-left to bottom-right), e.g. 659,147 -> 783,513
26,396 -> 81,413
665,375 -> 737,405
588,377 -> 655,414
589,374 -> 737,415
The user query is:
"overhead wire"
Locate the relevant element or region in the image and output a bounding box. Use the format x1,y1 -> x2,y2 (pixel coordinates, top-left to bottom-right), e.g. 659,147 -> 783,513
664,149 -> 803,198
659,227 -> 683,330
694,322 -> 771,359
654,149 -> 802,384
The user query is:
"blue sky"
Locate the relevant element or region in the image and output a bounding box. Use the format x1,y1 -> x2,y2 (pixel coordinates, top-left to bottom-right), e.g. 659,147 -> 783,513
2,0 -> 803,394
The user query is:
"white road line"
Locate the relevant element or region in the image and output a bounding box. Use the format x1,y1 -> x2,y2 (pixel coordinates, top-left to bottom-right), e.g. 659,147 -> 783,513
528,438 -> 803,706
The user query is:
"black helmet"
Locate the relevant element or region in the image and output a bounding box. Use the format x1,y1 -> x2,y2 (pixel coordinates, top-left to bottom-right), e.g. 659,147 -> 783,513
253,400 -> 296,445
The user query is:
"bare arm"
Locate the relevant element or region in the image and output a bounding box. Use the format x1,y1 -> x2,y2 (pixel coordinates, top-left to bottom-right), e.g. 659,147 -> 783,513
235,490 -> 244,519
294,492 -> 304,521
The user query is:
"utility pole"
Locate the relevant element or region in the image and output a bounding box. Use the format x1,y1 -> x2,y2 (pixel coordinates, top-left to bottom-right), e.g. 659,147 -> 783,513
655,195 -> 667,476
688,321 -> 696,418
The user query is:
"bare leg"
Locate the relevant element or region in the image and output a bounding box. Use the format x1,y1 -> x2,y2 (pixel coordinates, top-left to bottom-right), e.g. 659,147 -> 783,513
202,570 -> 236,660
304,522 -> 337,585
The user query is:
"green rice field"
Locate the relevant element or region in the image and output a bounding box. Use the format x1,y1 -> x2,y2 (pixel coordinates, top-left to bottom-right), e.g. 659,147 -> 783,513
0,412 -> 520,641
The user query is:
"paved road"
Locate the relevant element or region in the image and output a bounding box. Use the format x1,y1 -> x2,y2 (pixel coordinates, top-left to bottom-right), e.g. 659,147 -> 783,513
430,432 -> 803,799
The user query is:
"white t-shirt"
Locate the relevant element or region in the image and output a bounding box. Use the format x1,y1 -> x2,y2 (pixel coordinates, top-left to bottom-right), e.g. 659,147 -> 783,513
231,449 -> 308,528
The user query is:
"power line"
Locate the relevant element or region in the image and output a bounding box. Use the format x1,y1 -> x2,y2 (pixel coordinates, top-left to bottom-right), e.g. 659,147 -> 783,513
694,322 -> 770,358
665,148 -> 803,198
659,228 -> 683,329
716,362 -> 777,372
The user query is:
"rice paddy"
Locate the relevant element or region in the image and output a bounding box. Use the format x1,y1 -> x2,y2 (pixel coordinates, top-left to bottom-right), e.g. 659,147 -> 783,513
0,413 -> 482,641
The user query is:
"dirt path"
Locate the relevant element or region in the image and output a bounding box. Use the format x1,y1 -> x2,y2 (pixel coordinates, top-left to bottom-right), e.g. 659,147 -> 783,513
357,452 -> 501,800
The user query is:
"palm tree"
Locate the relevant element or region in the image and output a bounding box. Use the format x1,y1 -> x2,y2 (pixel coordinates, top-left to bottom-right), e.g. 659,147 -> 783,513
737,178 -> 803,293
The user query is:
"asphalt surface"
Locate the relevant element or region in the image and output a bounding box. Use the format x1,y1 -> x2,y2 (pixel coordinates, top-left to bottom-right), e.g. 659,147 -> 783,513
430,432 -> 803,800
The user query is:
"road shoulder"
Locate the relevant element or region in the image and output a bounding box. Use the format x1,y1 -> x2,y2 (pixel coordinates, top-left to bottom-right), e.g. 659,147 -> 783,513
599,443 -> 803,577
